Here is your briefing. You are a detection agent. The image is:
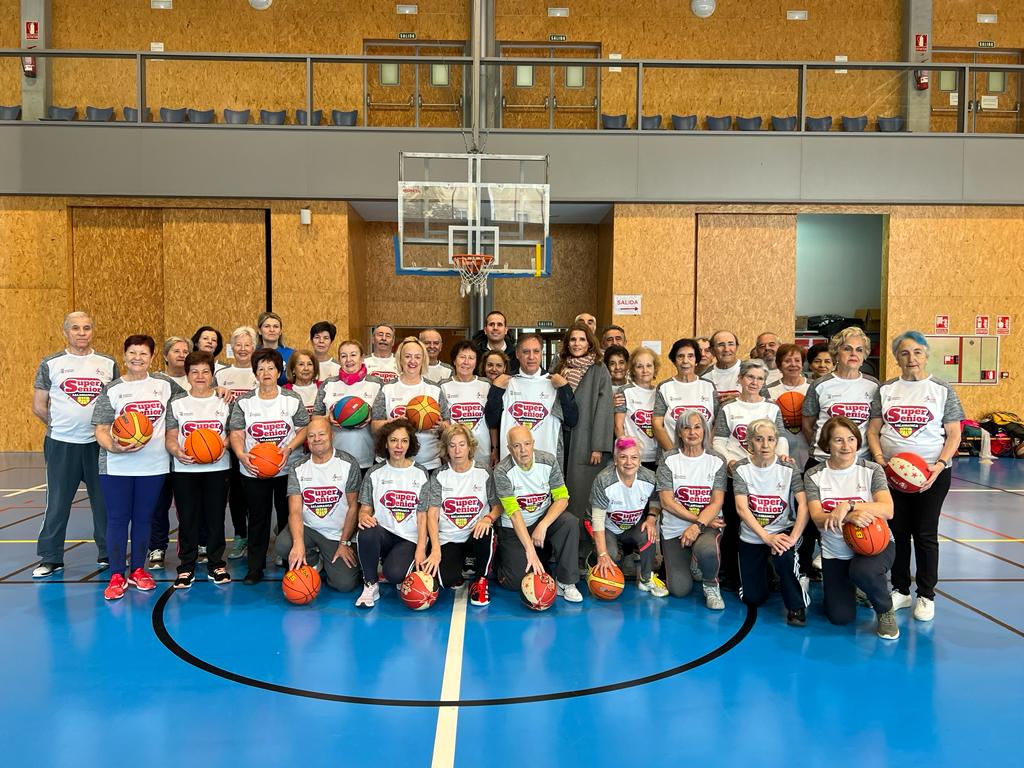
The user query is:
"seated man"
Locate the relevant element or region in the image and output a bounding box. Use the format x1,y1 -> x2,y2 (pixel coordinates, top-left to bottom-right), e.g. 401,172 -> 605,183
492,426 -> 582,602
277,417 -> 361,591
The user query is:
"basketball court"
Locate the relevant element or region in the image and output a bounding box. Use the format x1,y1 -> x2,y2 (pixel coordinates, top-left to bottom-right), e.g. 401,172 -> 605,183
1,453 -> 1020,767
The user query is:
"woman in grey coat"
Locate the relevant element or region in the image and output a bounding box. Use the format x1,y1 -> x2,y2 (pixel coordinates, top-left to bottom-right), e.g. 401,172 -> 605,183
554,321 -> 615,522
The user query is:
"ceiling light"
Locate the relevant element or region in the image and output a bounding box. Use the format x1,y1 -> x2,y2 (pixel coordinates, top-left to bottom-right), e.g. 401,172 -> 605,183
977,13 -> 998,24
151,0 -> 173,9
548,7 -> 569,17
396,4 -> 418,14
691,0 -> 716,18
787,10 -> 808,20
249,0 -> 272,8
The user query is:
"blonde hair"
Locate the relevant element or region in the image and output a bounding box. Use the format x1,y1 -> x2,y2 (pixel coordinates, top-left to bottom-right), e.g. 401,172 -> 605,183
439,422 -> 479,463
629,345 -> 661,379
395,336 -> 429,375
230,326 -> 258,346
829,326 -> 872,359
746,418 -> 778,448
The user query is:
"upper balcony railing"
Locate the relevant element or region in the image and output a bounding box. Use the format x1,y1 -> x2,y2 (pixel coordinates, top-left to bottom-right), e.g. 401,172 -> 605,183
0,48 -> 1020,134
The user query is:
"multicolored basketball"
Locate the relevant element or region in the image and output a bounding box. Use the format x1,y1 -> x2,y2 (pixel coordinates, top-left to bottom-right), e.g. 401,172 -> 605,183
586,563 -> 625,600
884,452 -> 931,493
281,564 -> 321,605
520,572 -> 557,611
843,518 -> 891,557
400,570 -> 439,610
406,395 -> 442,432
776,391 -> 805,433
111,411 -> 153,448
332,395 -> 370,428
249,441 -> 284,479
183,428 -> 224,464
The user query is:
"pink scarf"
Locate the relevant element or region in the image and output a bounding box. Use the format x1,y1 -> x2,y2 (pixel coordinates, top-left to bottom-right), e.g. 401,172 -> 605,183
338,364 -> 367,386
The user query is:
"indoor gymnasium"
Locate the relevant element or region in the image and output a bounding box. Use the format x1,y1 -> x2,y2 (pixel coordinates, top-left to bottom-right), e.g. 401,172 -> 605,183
2,1 -> 1023,766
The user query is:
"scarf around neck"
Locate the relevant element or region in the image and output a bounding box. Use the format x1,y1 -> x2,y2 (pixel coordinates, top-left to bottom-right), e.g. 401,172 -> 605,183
562,354 -> 595,391
338,363 -> 367,386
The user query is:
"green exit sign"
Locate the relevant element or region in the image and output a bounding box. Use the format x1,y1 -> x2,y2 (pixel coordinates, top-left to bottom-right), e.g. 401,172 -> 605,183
978,40 -> 996,48
549,34 -> 567,42
399,32 -> 416,40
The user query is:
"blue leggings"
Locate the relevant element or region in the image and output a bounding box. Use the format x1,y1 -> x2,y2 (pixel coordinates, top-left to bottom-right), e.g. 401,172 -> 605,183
100,474 -> 167,576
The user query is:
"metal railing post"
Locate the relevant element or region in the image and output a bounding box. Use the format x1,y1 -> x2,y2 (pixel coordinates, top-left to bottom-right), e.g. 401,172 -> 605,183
305,57 -> 313,127
136,53 -> 145,123
797,64 -> 806,131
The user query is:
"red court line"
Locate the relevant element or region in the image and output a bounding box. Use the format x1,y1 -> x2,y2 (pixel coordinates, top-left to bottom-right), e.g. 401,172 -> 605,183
942,512 -> 1019,541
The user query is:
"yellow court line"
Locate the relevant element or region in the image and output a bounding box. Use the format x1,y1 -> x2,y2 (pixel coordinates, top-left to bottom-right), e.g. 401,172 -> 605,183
3,483 -> 47,498
939,538 -> 1024,543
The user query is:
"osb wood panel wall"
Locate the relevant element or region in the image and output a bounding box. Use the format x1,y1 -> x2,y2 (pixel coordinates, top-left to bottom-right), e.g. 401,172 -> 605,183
496,0 -> 903,129
934,2 -> 1024,49
0,0 -> 18,107
41,0 -> 468,125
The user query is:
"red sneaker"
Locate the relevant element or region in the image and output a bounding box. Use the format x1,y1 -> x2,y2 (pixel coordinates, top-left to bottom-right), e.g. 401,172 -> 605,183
128,567 -> 156,591
469,576 -> 490,607
104,573 -> 127,601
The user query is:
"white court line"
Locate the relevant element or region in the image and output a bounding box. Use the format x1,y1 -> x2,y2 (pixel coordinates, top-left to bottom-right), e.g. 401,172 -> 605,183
431,585 -> 469,768
3,484 -> 47,498
949,489 -> 1024,493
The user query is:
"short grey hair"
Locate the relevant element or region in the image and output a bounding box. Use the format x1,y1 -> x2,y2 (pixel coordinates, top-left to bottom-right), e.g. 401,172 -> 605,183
739,358 -> 768,378
230,326 -> 258,346
675,409 -> 714,453
891,330 -> 929,358
162,336 -> 191,358
746,417 -> 778,443
63,311 -> 92,331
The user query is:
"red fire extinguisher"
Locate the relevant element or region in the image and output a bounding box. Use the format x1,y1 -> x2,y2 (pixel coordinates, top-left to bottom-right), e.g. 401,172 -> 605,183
914,70 -> 929,91
22,45 -> 37,78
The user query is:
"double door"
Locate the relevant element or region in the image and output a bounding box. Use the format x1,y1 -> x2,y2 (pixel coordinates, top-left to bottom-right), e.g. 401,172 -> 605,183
931,49 -> 1021,133
498,43 -> 600,129
364,41 -> 466,128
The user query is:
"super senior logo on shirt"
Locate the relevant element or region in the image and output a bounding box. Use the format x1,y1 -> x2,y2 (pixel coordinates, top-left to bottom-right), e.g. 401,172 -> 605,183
302,486 -> 342,518
381,490 -> 419,522
60,377 -> 103,406
508,401 -> 549,428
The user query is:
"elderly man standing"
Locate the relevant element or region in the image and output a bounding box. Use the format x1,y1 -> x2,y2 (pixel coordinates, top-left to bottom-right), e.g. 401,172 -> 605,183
419,328 -> 453,382
31,311 -> 119,577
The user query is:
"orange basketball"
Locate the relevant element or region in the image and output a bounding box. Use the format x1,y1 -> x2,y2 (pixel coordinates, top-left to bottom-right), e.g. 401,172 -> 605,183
776,391 -> 805,431
843,518 -> 891,557
520,572 -> 557,611
183,428 -> 224,464
249,441 -> 284,478
111,411 -> 153,448
281,565 -> 321,605
586,562 -> 625,600
400,570 -> 439,610
406,395 -> 442,432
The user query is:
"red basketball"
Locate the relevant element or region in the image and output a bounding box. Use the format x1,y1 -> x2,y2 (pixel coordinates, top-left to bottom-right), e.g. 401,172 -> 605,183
843,519 -> 891,557
520,572 -> 557,611
884,452 -> 931,493
249,442 -> 284,478
281,565 -> 321,605
111,411 -> 153,448
184,428 -> 224,464
406,395 -> 442,432
775,391 -> 805,432
586,563 -> 624,600
400,570 -> 439,610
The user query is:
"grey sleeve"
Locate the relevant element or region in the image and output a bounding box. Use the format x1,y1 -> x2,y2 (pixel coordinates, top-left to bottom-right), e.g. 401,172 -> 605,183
292,395 -> 311,427
732,465 -> 749,496
653,388 -> 668,418
33,360 -> 50,390
345,460 -> 362,493
712,458 -> 729,492
713,408 -> 731,438
493,465 -> 514,498
165,403 -> 180,432
773,409 -> 788,441
589,471 -> 610,508
486,473 -> 499,506
803,468 -> 821,503
939,380 -> 966,423
371,389 -> 387,420
111,362 -> 121,379
227,400 -> 247,431
655,460 -> 673,491
614,386 -> 628,415
789,465 -> 804,495
358,469 -> 375,507
286,467 -> 300,496
421,474 -> 442,512
545,453 -> 567,490
91,391 -> 116,426
869,462 -> 888,494
312,383 -> 328,416
802,381 -> 820,417
438,388 -> 450,418
869,386 -> 885,419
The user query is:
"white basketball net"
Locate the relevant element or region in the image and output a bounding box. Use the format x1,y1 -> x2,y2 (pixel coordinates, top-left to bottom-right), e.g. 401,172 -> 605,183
453,254 -> 494,297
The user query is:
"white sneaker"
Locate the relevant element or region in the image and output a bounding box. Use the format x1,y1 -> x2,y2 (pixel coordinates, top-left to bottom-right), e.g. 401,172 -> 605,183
812,553 -> 822,571
913,595 -> 935,621
355,582 -> 380,608
703,583 -> 725,610
891,590 -> 913,610
147,549 -> 165,568
638,574 -> 669,598
557,581 -> 583,603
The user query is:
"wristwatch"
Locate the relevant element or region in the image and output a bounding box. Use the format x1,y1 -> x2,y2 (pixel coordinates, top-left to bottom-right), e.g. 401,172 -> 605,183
695,522 -> 707,533
339,539 -> 353,547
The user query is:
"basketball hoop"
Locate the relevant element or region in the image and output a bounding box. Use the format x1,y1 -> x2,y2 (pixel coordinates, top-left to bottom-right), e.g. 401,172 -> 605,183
452,253 -> 494,297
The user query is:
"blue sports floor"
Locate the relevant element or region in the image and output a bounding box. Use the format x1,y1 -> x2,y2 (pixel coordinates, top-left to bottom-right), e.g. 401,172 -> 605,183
1,454 -> 1021,767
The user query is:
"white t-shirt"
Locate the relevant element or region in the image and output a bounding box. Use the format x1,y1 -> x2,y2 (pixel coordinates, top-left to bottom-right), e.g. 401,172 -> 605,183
653,377 -> 717,451
287,382 -> 319,415
871,375 -> 965,465
498,372 -> 565,460
215,365 -> 257,400
427,362 -> 454,383
371,379 -> 444,469
358,461 -> 430,543
802,373 -> 880,460
441,377 -> 492,464
732,458 -> 804,544
34,350 -> 119,443
765,368 -> 783,388
590,464 -> 660,534
365,355 -> 399,385
313,376 -> 382,469
165,391 -> 231,473
712,398 -> 789,463
287,450 -> 362,540
92,374 -> 180,476
616,383 -> 658,462
768,378 -> 811,468
318,359 -> 341,380
804,460 -> 890,560
701,362 -> 742,402
655,449 -> 728,539
492,450 -> 566,528
227,388 -> 310,478
421,463 -> 497,545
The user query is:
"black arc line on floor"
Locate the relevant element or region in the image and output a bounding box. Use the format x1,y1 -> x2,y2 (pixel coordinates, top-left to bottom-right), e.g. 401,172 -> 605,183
152,587 -> 757,708
934,587 -> 1024,639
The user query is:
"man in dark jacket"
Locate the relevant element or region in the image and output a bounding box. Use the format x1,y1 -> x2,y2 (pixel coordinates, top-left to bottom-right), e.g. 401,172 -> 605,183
471,310 -> 519,374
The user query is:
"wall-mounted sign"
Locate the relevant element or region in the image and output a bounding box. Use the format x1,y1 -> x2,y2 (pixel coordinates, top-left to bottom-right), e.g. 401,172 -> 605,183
996,315 -> 1011,335
25,20 -> 38,40
935,314 -> 949,334
549,34 -> 567,42
978,41 -> 996,48
914,34 -> 928,52
398,32 -> 416,40
976,315 -> 990,335
613,294 -> 642,316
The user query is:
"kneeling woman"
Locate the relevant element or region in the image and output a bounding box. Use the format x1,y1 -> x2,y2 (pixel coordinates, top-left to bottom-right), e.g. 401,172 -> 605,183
806,416 -> 898,639
419,423 -> 500,607
355,418 -> 431,608
656,410 -> 728,609
733,418 -> 809,626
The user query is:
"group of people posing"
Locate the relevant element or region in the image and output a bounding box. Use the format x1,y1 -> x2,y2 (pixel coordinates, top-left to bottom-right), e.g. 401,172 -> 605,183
32,309 -> 963,641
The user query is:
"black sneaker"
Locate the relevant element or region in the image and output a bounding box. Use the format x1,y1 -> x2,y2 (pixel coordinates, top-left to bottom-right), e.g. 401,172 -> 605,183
32,562 -> 63,578
208,567 -> 232,585
173,572 -> 195,590
97,556 -> 110,569
787,608 -> 807,627
806,565 -> 822,582
242,570 -> 263,585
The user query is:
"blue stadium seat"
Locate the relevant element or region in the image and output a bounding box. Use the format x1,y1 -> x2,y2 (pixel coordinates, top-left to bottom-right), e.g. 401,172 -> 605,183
297,109 -> 323,126
259,109 -> 287,125
224,109 -> 251,125
736,116 -> 762,131
47,106 -> 77,121
188,109 -> 215,124
85,106 -> 114,122
332,109 -> 358,126
805,116 -> 833,131
771,115 -> 797,131
842,115 -> 868,132
0,105 -> 21,120
671,114 -> 698,130
706,115 -> 732,130
601,113 -> 628,129
876,115 -> 905,132
123,106 -> 152,122
160,107 -> 188,123
640,114 -> 662,130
